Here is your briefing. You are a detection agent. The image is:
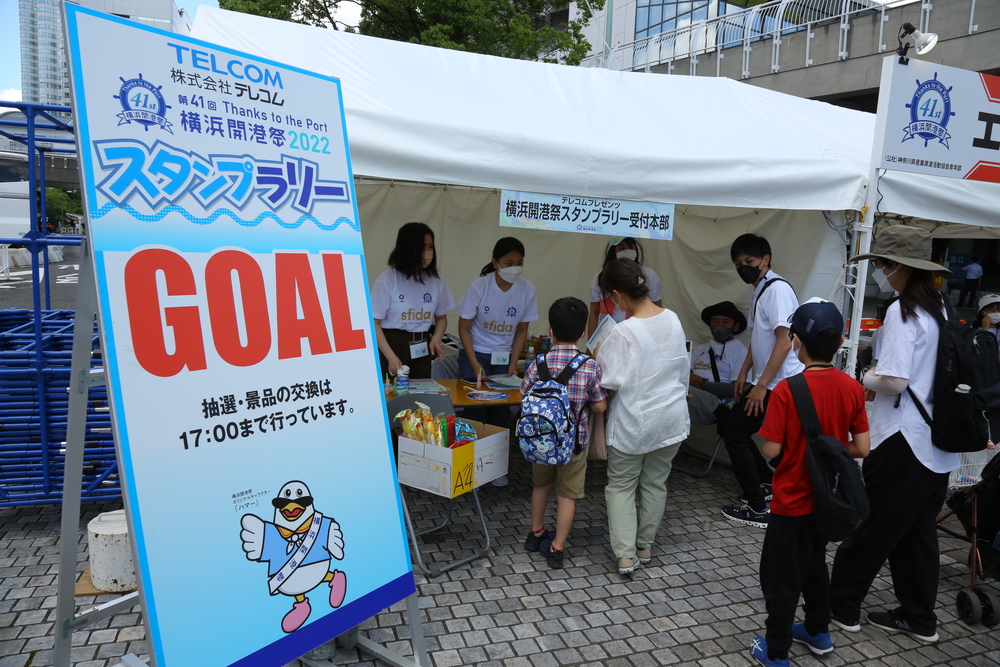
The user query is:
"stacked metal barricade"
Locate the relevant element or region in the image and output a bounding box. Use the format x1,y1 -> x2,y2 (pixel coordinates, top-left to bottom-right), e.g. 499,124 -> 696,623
0,308 -> 119,506
0,101 -> 109,507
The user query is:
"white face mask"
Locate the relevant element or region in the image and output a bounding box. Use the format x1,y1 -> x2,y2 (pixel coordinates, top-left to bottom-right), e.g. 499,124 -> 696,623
617,249 -> 638,262
873,266 -> 897,293
422,250 -> 433,268
497,266 -> 523,283
989,313 -> 1000,325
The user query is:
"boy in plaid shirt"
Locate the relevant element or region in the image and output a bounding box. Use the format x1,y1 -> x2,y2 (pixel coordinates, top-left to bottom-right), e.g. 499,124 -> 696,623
521,297 -> 607,569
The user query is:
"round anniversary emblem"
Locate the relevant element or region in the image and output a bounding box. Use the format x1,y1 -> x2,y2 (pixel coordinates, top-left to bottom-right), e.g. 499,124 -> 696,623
114,74 -> 171,132
904,74 -> 955,148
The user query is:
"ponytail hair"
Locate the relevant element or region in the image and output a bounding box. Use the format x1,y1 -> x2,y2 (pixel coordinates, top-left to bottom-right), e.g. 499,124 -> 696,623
897,267 -> 947,324
599,258 -> 650,301
480,236 -> 526,276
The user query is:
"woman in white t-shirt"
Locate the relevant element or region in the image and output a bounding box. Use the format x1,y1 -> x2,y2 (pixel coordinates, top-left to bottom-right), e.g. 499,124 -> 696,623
371,222 -> 456,379
458,237 -> 539,426
830,225 -> 956,643
595,258 -> 689,575
587,237 -> 662,338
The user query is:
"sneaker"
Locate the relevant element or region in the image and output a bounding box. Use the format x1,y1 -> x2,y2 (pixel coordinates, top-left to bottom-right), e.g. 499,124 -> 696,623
539,538 -> 564,569
829,613 -> 861,633
866,610 -> 939,643
618,556 -> 639,574
491,475 -> 509,487
791,623 -> 834,655
739,483 -> 774,504
722,504 -> 770,528
749,636 -> 789,667
524,529 -> 554,552
636,548 -> 652,564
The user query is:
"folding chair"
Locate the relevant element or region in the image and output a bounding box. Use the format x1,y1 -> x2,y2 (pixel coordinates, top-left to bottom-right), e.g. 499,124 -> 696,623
675,435 -> 725,478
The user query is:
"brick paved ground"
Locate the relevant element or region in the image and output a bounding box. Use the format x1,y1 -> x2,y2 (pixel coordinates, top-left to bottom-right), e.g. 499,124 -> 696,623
2,443 -> 999,667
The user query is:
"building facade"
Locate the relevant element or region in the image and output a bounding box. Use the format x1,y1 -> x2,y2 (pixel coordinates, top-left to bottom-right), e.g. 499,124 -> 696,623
18,0 -> 191,105
573,0 -> 999,112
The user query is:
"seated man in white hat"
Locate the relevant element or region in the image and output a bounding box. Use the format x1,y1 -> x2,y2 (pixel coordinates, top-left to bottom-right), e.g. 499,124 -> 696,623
688,301 -> 749,425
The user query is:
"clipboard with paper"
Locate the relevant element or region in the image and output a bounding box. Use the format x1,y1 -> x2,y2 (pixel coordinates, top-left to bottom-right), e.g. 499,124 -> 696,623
586,315 -> 617,354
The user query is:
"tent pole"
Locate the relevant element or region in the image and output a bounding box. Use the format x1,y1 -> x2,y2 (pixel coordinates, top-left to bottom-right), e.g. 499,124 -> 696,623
843,212 -> 857,336
846,58 -> 896,376
846,210 -> 874,377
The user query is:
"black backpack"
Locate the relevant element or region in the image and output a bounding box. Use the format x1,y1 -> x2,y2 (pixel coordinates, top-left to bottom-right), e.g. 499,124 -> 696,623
787,373 -> 870,543
904,301 -> 1000,453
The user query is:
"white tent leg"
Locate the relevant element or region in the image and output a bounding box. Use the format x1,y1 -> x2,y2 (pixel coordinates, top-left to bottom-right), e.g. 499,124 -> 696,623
846,223 -> 874,376
846,58 -> 896,375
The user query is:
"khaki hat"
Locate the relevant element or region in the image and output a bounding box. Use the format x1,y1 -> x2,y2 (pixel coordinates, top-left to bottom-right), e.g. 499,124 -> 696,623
849,225 -> 951,275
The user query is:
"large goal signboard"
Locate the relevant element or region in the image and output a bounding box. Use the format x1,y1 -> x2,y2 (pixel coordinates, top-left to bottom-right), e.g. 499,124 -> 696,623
64,6 -> 414,666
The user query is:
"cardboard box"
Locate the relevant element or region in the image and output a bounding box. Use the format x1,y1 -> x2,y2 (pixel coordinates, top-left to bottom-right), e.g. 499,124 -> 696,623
397,420 -> 509,498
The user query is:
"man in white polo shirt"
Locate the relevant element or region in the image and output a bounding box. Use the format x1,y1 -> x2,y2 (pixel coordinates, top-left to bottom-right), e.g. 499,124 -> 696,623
958,257 -> 983,308
718,233 -> 804,529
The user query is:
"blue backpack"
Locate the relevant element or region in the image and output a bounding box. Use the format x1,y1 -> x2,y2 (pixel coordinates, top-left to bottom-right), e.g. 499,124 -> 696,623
517,353 -> 588,465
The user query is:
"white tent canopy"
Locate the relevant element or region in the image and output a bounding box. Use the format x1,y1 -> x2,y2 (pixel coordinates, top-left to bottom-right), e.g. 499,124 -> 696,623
931,224 -> 1000,240
189,8 -> 866,344
878,170 -> 1000,228
193,7 -> 874,212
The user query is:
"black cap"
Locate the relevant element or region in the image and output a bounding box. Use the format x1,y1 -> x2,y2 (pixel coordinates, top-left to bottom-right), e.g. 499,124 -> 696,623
701,301 -> 747,334
789,298 -> 844,341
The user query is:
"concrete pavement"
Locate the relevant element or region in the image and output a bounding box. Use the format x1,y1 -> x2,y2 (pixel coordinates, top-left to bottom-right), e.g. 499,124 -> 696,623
2,446 -> 999,667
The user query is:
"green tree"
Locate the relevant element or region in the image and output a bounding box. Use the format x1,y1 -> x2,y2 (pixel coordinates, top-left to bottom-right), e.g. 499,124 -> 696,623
45,188 -> 82,227
358,0 -> 605,65
218,0 -> 346,29
218,0 -> 606,66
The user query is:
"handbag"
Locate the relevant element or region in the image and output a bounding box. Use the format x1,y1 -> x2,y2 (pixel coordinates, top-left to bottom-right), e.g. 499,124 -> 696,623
588,410 -> 608,460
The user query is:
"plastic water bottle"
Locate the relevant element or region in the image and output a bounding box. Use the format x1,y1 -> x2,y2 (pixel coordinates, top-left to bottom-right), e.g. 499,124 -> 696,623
525,342 -> 536,366
395,365 -> 410,395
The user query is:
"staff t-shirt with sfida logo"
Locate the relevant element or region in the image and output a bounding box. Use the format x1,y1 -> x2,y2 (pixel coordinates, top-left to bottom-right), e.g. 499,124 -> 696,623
371,268 -> 457,331
458,274 -> 539,354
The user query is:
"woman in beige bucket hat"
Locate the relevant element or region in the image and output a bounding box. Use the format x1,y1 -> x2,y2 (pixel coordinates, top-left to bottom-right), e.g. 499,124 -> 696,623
829,225 -> 955,643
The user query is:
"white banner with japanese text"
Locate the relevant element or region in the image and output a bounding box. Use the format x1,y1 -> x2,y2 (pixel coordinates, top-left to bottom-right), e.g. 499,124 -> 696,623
64,6 -> 413,666
876,56 -> 1000,184
499,189 -> 675,241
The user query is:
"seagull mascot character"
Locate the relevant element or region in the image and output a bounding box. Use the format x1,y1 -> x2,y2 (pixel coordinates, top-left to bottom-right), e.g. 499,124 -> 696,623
240,481 -> 348,632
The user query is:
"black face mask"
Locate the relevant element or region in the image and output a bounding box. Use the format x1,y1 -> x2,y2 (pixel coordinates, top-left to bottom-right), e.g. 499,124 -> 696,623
737,264 -> 762,284
711,325 -> 734,343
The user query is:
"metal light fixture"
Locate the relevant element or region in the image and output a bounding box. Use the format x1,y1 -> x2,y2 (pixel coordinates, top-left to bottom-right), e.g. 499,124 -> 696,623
896,22 -> 938,64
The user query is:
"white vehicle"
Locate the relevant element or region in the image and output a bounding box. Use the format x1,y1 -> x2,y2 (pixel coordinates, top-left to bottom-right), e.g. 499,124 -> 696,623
0,152 -> 30,241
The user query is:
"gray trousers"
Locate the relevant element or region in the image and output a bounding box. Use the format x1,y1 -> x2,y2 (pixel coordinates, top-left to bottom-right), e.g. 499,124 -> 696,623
605,443 -> 682,559
688,387 -> 722,425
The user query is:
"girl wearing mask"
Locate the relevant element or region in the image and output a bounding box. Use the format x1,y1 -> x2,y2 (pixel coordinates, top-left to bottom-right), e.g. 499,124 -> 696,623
372,222 -> 455,379
830,225 -> 956,644
596,258 -> 689,575
458,237 -> 539,428
588,237 -> 662,337
977,293 -> 1000,344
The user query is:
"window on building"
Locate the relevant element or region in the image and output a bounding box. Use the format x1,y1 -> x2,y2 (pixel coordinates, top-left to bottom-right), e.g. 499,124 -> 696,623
635,0 -> 800,44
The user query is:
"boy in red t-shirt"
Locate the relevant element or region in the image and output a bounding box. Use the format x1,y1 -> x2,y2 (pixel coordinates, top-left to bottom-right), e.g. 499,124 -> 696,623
749,299 -> 871,667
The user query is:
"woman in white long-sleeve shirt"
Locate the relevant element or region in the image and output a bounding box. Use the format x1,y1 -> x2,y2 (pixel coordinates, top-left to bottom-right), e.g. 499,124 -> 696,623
830,225 -> 956,643
596,258 -> 690,575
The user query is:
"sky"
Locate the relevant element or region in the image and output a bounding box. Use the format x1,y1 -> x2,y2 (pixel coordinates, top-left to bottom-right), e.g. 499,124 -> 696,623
0,0 -> 362,102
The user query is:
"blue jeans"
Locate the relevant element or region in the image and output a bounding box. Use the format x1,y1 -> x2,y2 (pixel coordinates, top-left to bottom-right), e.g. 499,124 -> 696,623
457,351 -> 511,427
